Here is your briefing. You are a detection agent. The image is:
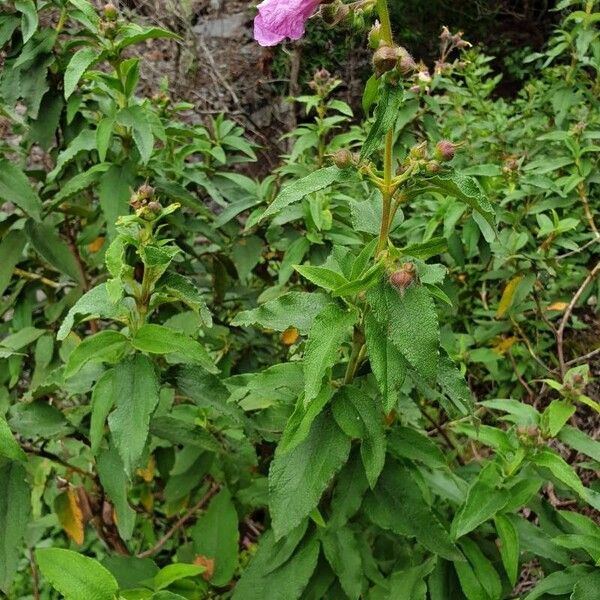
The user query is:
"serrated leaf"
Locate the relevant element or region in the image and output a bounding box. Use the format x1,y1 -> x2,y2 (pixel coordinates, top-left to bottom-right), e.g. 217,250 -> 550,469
294,264 -> 349,291
303,303 -> 357,404
58,284 -> 128,340
232,292 -> 330,335
64,330 -> 130,378
367,282 -> 439,383
332,385 -> 385,488
0,462 -> 30,592
269,412 -> 350,539
260,166 -> 345,221
108,354 -> 160,476
232,532 -> 319,600
131,324 -> 217,373
90,370 -> 115,455
418,172 -> 496,229
191,488 -> 239,586
25,219 -> 83,284
364,461 -> 462,561
36,548 -> 118,600
0,230 -> 27,296
494,514 -> 519,586
361,84 -> 403,159
321,527 -> 363,600
541,400 -> 576,437
457,538 -> 502,600
523,565 -> 592,600
96,446 -> 136,540
15,0 -> 38,43
0,160 -> 42,220
571,571 -> 600,600
530,448 -> 587,498
64,46 -> 98,99
451,464 -> 509,539
0,415 -> 26,462
558,426 -> 600,462
365,312 -> 407,414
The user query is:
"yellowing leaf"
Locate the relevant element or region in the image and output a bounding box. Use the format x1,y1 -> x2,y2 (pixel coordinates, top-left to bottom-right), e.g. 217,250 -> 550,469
54,489 -> 84,545
87,237 -> 105,253
136,456 -> 155,482
140,487 -> 154,512
194,555 -> 215,581
495,276 -> 522,318
280,326 -> 299,346
547,301 -> 568,312
493,336 -> 518,355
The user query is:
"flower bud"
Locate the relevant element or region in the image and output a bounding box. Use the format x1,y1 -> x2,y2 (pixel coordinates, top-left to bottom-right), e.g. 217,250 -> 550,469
330,149 -> 355,169
409,142 -> 427,160
137,184 -> 155,199
389,262 -> 416,294
321,1 -> 350,26
147,201 -> 162,213
368,21 -> 382,49
426,160 -> 442,173
102,3 -> 118,21
434,140 -> 458,162
373,45 -> 400,77
397,47 -> 416,75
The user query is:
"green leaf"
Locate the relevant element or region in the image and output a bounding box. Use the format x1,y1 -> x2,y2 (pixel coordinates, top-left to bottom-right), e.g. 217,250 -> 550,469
437,354 -> 474,416
457,538 -> 502,600
269,411 -> 351,539
294,264 -> 349,291
49,163 -> 110,208
523,565 -> 592,600
365,312 -> 407,414
64,330 -> 130,378
232,532 -> 320,600
108,354 -> 160,476
332,385 -> 385,488
260,166 -> 346,221
58,284 -> 128,340
494,514 -> 519,586
24,219 -> 84,284
361,84 -> 403,159
191,487 -> 239,586
153,564 -> 205,590
64,46 -> 98,98
90,370 -> 115,455
158,273 -> 212,326
115,24 -> 180,52
367,282 -> 439,383
232,292 -> 331,335
98,163 -> 136,239
401,237 -> 448,260
303,303 -> 357,404
150,415 -> 220,452
530,447 -> 586,497
387,426 -> 447,469
0,462 -> 30,592
117,106 -> 154,164
378,557 -> 437,600
0,415 -> 26,462
131,324 -> 217,374
541,400 -> 576,437
418,172 -> 496,230
96,117 -> 114,162
321,527 -> 363,600
571,571 -> 600,600
0,160 -> 42,220
36,549 -> 118,600
364,461 -> 462,561
0,230 -> 27,296
451,464 -> 509,539
15,0 -> 38,43
96,446 -> 136,540
558,425 -> 600,462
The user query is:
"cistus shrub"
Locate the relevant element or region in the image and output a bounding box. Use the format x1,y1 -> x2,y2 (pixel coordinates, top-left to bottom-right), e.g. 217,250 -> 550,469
0,0 -> 599,598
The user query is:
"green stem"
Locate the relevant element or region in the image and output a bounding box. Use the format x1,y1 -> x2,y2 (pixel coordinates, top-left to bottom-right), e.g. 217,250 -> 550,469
376,0 -> 393,45
375,0 -> 394,255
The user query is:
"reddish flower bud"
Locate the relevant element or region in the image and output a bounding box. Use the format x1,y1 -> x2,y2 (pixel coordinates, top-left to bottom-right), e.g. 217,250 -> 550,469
389,263 -> 416,293
434,140 -> 458,162
373,45 -> 400,77
426,160 -> 442,173
102,3 -> 118,20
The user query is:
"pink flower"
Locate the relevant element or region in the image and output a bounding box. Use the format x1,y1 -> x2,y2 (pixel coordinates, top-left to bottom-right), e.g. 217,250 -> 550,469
254,0 -> 321,46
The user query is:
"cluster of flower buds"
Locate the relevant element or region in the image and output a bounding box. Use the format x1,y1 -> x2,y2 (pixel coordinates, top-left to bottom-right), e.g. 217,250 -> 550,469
99,3 -> 120,38
389,262 -> 416,295
130,184 -> 162,219
435,26 -> 471,74
320,0 -> 351,26
372,43 -> 416,78
397,139 -> 460,176
308,68 -> 339,98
